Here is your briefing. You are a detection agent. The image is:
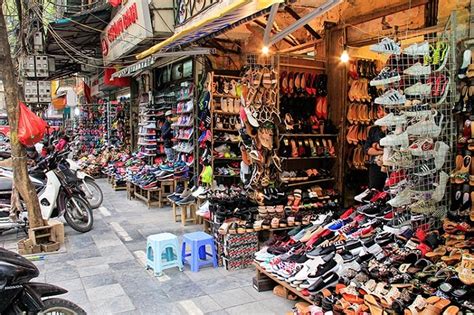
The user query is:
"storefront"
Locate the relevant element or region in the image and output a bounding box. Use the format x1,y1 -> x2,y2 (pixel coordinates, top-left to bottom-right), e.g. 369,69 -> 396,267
70,0 -> 473,313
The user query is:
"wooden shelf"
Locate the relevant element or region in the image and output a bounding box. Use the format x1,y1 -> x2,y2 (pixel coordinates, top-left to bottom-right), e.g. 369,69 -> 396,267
281,133 -> 338,137
214,174 -> 240,177
284,178 -> 335,187
254,263 -> 314,304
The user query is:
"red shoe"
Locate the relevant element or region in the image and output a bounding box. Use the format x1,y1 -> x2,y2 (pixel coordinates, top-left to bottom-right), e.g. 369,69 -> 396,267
340,208 -> 355,220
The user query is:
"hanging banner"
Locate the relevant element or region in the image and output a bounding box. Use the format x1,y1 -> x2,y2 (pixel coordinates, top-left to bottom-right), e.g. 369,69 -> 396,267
101,0 -> 153,65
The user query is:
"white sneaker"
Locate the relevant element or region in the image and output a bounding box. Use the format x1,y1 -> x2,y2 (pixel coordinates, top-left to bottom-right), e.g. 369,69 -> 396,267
434,141 -> 449,169
403,41 -> 429,55
294,257 -> 324,281
374,89 -> 406,106
375,113 -> 407,126
370,37 -> 401,54
385,149 -> 412,168
387,188 -> 413,207
406,113 -> 443,138
354,188 -> 371,203
404,82 -> 432,96
380,131 -> 409,147
408,138 -> 434,156
192,186 -> 206,197
403,62 -> 431,76
244,107 -> 259,127
144,122 -> 156,129
432,171 -> 449,202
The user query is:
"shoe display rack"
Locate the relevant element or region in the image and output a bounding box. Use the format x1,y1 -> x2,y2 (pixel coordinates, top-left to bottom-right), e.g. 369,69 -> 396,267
371,30 -> 455,229
77,103 -> 107,155
172,80 -> 195,177
278,56 -> 338,189
209,71 -> 243,184
345,59 -> 382,173
137,92 -> 159,159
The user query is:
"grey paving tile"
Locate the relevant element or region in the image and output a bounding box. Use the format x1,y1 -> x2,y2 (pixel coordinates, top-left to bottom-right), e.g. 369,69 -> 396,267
209,288 -> 255,309
225,301 -> 275,315
195,276 -> 244,295
190,295 -> 223,313
260,296 -> 297,314
77,263 -> 110,277
184,267 -> 222,282
91,295 -> 135,314
166,281 -> 207,301
44,267 -> 80,282
108,259 -> 142,272
128,290 -> 171,309
50,277 -> 84,292
81,272 -> 117,289
85,283 -> 126,302
136,302 -> 187,315
205,310 -> 230,315
70,247 -> 101,259
241,285 -> 275,301
61,289 -> 93,314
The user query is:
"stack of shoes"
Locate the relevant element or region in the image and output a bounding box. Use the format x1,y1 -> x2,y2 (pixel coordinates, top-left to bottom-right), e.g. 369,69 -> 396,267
255,202 -> 474,314
280,169 -> 332,183
346,144 -> 368,170
167,187 -> 196,206
279,138 -> 336,158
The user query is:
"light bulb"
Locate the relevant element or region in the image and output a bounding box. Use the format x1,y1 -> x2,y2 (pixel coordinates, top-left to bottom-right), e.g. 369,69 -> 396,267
261,46 -> 269,55
340,50 -> 349,63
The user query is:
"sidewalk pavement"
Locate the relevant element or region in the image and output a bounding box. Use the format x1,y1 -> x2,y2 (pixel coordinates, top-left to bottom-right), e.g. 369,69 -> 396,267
1,179 -> 294,315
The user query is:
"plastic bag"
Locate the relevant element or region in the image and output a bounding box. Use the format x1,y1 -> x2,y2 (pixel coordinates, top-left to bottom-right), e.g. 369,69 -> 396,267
18,102 -> 47,146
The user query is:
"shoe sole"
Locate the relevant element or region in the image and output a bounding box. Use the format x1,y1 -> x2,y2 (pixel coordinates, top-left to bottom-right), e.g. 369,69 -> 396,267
370,75 -> 401,86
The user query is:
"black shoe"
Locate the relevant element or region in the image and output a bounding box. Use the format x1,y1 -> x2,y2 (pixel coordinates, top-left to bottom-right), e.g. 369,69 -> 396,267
308,271 -> 339,293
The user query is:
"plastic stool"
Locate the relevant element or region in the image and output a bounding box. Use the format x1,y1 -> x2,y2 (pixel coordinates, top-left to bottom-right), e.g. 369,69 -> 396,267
146,233 -> 183,275
181,231 -> 218,272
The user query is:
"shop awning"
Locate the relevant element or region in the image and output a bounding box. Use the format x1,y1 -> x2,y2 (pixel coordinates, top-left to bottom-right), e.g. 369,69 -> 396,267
135,0 -> 283,60
45,5 -> 112,79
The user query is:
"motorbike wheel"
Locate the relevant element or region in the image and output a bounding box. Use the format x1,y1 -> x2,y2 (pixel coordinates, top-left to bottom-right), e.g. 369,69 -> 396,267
64,195 -> 93,233
39,297 -> 86,315
80,178 -> 103,209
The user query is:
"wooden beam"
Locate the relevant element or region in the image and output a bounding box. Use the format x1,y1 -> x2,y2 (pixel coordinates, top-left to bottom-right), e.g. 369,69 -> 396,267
253,20 -> 297,46
284,6 -> 321,39
344,0 -> 430,26
278,39 -> 321,53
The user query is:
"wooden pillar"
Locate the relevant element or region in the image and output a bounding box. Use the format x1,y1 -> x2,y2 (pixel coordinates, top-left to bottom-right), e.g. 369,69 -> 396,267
325,26 -> 347,194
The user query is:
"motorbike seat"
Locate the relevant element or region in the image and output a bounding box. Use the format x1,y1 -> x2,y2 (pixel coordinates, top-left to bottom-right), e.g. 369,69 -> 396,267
0,177 -> 12,192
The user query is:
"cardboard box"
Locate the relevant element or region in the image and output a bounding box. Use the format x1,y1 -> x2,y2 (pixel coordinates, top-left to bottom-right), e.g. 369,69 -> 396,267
47,219 -> 65,244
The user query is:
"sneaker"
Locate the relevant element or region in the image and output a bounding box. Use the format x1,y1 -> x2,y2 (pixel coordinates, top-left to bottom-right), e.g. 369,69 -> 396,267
403,62 -> 431,76
374,113 -> 407,126
406,113 -> 442,138
370,37 -> 401,55
387,188 -> 413,207
370,68 -> 401,86
413,158 -> 437,176
403,41 -> 429,56
434,141 -> 450,170
374,89 -> 406,106
385,148 -> 412,168
408,138 -> 434,156
354,188 -> 377,203
380,131 -> 409,147
432,171 -> 449,202
404,82 -> 432,96
385,170 -> 406,187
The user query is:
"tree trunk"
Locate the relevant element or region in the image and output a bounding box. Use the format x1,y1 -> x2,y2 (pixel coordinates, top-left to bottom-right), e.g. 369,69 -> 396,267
0,0 -> 44,229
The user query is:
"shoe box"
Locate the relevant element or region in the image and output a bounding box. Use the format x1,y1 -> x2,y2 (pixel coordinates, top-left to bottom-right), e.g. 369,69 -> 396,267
252,275 -> 275,292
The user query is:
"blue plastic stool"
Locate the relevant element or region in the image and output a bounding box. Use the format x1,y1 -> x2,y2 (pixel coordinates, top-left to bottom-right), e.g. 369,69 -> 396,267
181,231 -> 218,272
146,233 -> 183,275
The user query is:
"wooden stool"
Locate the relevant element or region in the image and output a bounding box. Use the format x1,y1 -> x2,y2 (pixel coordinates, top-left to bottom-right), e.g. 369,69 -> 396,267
126,181 -> 135,200
160,180 -> 174,206
177,203 -> 197,226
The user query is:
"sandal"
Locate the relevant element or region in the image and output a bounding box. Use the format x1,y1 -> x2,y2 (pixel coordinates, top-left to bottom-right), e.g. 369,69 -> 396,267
441,249 -> 464,265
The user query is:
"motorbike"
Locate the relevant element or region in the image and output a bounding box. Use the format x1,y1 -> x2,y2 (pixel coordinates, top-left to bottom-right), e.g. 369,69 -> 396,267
0,151 -> 94,234
0,247 -> 86,314
65,158 -> 103,209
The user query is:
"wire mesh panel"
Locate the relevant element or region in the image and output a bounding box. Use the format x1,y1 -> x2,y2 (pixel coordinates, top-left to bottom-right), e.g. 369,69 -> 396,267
370,18 -> 456,231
